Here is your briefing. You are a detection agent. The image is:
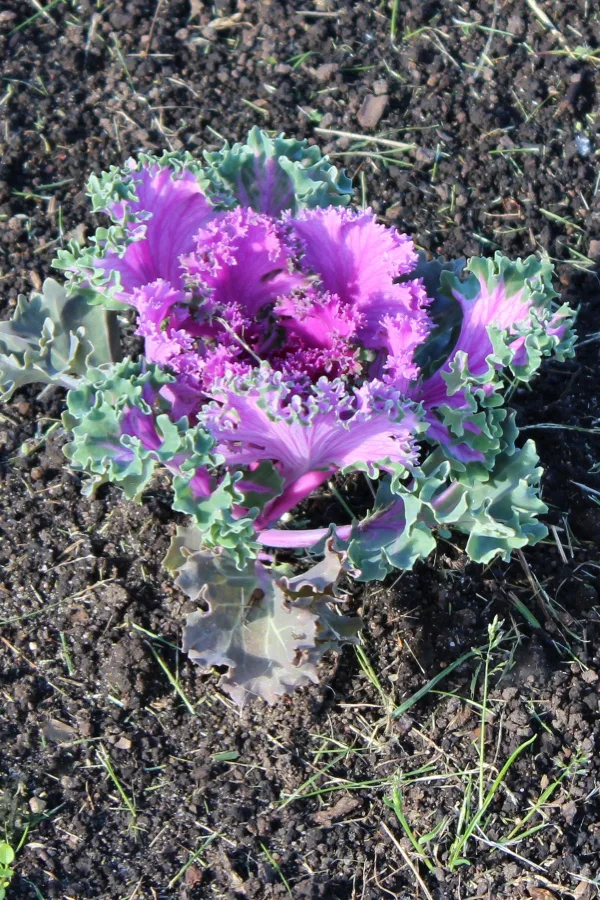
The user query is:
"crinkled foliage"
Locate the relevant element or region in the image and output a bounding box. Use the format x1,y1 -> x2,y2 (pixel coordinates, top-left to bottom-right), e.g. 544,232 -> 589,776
344,435 -> 547,581
202,126 -> 354,215
0,128 -> 578,704
0,279 -> 120,400
166,534 -> 360,705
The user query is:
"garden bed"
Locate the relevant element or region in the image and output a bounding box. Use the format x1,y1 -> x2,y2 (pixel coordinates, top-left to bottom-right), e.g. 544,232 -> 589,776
1,1 -> 600,897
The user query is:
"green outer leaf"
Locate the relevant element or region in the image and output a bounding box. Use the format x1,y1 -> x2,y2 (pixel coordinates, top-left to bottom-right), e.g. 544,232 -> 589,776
441,252 -> 577,382
202,125 -> 353,214
420,439 -> 548,562
62,361 -> 260,564
62,360 -> 178,498
233,460 -> 285,511
346,478 -> 437,582
410,253 -> 465,381
0,279 -> 120,400
434,361 -> 520,478
345,430 -> 548,580
445,443 -> 547,562
172,470 -> 260,569
413,252 -> 576,476
62,360 -> 216,501
53,224 -> 135,308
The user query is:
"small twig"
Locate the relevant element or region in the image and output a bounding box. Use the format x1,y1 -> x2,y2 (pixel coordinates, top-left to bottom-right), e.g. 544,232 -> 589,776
9,0 -> 64,33
314,127 -> 415,152
28,0 -> 57,25
215,317 -> 263,364
143,0 -> 165,57
572,481 -> 600,499
380,821 -> 434,900
167,835 -> 218,889
96,745 -> 137,823
296,9 -> 344,17
148,646 -> 197,716
525,0 -> 570,49
84,14 -> 100,62
473,0 -> 499,80
520,423 -> 600,434
472,832 -> 548,872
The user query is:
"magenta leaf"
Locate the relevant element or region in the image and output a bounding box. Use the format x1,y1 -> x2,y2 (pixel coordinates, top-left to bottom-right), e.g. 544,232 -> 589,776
203,369 -> 426,526
96,164 -> 216,297
182,207 -> 302,318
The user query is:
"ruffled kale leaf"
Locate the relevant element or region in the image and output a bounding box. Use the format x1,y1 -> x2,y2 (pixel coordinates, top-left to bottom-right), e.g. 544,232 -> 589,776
415,252 -> 576,384
203,365 -> 426,531
0,279 -> 120,400
54,161 -> 215,306
422,441 -> 548,563
62,359 -> 260,567
410,252 -> 576,476
202,126 -> 353,215
165,534 -> 361,705
346,436 -> 548,580
63,359 -> 195,498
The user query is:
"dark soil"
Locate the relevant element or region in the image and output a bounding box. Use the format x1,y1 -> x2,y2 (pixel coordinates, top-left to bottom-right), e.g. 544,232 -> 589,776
1,1 -> 600,898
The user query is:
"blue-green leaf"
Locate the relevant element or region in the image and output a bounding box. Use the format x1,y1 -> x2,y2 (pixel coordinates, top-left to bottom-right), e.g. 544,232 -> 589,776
0,279 -> 120,400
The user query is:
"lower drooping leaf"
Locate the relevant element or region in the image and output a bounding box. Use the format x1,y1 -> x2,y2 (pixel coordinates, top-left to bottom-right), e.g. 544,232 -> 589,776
168,532 -> 361,704
181,552 -> 318,705
278,542 -> 362,662
0,279 -> 120,401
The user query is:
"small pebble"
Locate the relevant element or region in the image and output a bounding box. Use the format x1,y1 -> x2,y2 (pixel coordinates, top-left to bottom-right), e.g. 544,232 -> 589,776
574,134 -> 592,157
357,94 -> 388,129
29,797 -> 46,814
314,63 -> 338,83
588,239 -> 600,259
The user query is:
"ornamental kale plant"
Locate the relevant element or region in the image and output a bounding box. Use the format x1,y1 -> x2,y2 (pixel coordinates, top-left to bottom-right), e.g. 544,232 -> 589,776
0,128 -> 576,704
